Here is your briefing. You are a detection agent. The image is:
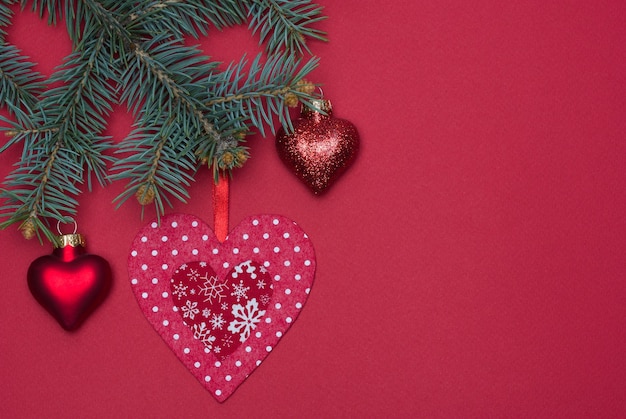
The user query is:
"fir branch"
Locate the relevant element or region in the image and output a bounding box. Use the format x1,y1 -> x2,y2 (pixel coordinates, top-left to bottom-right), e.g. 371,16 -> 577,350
204,52 -> 319,136
247,0 -> 327,54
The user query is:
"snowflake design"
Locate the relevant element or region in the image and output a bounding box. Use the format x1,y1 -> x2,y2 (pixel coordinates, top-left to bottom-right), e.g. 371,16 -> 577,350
228,298 -> 266,343
259,293 -> 271,306
179,264 -> 188,270
192,322 -> 216,348
260,266 -> 268,274
199,262 -> 207,268
230,280 -> 250,302
221,334 -> 234,348
214,346 -> 221,354
210,313 -> 226,330
221,302 -> 229,311
256,279 -> 266,289
181,300 -> 199,320
171,281 -> 188,300
202,308 -> 211,318
198,274 -> 229,304
186,268 -> 201,281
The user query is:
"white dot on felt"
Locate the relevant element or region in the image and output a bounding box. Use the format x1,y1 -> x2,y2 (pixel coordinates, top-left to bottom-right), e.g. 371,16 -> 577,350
283,232 -> 290,239
162,292 -> 169,298
151,250 -> 158,256
215,390 -> 222,397
151,222 -> 158,228
192,249 -> 198,255
263,233 -> 269,239
215,361 -> 221,367
274,274 -> 280,281
286,317 -> 293,323
273,246 -> 280,253
255,331 -> 262,338
245,346 -> 252,353
304,260 -> 311,266
252,219 -> 259,226
273,219 -> 279,225
152,306 -> 158,312
204,376 -> 211,382
233,248 -> 239,254
256,360 -> 262,366
243,233 -> 249,240
295,274 -> 302,281
294,246 -> 300,252
192,221 -> 198,227
183,347 -> 190,354
285,288 -> 292,295
152,278 -> 158,284
131,250 -> 137,257
173,334 -> 180,340
284,260 -> 291,267
194,362 -> 201,368
264,261 -> 270,267
131,278 -> 138,285
296,302 -> 302,309
235,360 -> 242,367
223,262 -> 229,268
171,221 -> 178,228
172,249 -> 178,256
182,235 -> 188,241
275,303 -> 282,309
253,247 -> 260,254
276,331 -> 283,338
163,320 -> 169,326
161,264 -> 168,270
265,317 -> 272,323
141,292 -> 148,299
204,347 -> 210,353
305,288 -> 311,294
266,346 -> 272,352
202,234 -> 209,241
173,306 -> 178,312
141,236 -> 148,243
161,236 -> 168,242
212,248 -> 219,254
225,375 -> 232,382
141,264 -> 148,271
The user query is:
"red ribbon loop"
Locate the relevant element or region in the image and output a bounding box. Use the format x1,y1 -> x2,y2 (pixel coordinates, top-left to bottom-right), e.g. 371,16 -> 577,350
212,173 -> 229,243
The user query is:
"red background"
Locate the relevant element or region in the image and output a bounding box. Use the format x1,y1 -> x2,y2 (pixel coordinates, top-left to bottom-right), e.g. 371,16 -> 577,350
2,1 -> 626,417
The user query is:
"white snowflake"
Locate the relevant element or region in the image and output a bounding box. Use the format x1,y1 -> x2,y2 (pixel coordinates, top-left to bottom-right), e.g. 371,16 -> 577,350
199,261 -> 207,267
259,266 -> 268,274
214,346 -> 221,354
221,302 -> 229,311
172,281 -> 188,300
228,298 -> 266,343
198,274 -> 229,304
221,334 -> 234,348
210,313 -> 226,330
179,264 -> 188,270
186,268 -> 201,281
259,293 -> 271,306
202,308 -> 211,318
256,279 -> 266,289
230,280 -> 250,302
192,322 -> 216,348
190,288 -> 196,295
181,300 -> 199,319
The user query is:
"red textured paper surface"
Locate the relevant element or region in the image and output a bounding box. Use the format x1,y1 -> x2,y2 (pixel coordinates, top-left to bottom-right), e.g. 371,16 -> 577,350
128,213 -> 315,402
2,1 -> 626,417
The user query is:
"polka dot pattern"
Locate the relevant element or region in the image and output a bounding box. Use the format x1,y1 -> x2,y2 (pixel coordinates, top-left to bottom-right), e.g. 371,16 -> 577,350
128,213 -> 316,403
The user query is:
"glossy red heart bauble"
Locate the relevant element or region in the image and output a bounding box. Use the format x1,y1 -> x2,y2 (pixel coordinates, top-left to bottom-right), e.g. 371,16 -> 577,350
276,99 -> 359,194
128,213 -> 316,402
27,234 -> 112,331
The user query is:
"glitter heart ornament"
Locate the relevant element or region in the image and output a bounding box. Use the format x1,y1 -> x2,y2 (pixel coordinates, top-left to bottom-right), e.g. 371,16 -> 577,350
128,213 -> 315,402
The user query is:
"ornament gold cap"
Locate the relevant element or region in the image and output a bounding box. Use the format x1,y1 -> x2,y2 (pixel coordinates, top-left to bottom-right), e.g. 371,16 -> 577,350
305,98 -> 332,114
55,233 -> 86,248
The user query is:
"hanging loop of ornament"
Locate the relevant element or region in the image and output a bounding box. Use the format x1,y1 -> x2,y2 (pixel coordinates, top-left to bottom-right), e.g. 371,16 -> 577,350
55,218 -> 84,248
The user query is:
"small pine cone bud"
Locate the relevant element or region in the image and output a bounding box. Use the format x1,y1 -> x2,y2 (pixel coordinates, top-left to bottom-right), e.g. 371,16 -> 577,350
20,219 -> 36,240
296,79 -> 316,95
219,152 -> 234,169
285,92 -> 299,107
235,150 -> 248,167
135,184 -> 155,205
5,130 -> 17,137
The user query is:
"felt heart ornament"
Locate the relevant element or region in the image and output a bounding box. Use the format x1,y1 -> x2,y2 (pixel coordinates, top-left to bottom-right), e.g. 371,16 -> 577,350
128,213 -> 315,402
